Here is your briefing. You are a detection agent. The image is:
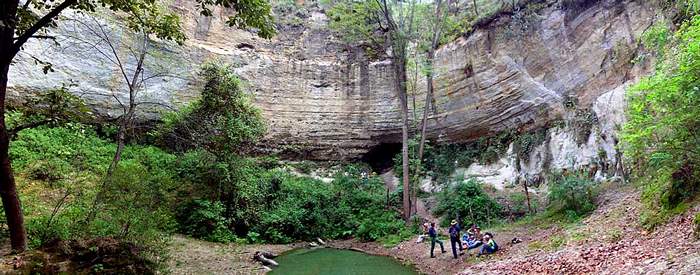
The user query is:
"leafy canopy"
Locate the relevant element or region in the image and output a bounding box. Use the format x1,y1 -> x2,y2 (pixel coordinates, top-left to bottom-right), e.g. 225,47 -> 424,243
11,0 -> 275,58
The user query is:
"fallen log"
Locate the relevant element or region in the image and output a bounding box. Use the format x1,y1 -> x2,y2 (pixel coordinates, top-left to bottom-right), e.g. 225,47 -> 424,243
253,252 -> 279,266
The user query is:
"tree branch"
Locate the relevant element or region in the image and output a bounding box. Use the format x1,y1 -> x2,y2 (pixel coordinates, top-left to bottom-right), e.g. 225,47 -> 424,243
11,0 -> 77,59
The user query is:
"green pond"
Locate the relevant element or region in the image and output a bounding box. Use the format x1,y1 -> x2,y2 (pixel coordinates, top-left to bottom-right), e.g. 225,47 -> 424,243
269,248 -> 419,275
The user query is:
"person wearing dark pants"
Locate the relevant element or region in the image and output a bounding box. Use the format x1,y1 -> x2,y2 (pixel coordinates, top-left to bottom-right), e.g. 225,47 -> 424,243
478,232 -> 499,256
448,220 -> 462,259
428,223 -> 446,258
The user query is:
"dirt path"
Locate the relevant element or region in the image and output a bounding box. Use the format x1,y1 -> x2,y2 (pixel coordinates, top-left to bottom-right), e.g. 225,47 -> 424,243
464,185 -> 700,274
168,235 -> 297,274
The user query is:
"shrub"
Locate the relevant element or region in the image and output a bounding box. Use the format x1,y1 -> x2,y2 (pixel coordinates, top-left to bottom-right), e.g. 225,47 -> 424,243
176,200 -> 237,243
355,209 -> 405,241
433,178 -> 502,227
155,62 -> 266,154
255,170 -> 353,243
546,172 -> 597,220
25,158 -> 71,184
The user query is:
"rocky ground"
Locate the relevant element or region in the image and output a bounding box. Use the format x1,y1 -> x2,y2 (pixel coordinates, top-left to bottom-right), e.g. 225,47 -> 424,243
331,183 -> 700,275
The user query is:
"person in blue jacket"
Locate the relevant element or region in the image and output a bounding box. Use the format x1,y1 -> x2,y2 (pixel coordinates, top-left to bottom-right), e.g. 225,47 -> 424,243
428,222 -> 446,258
448,220 -> 463,258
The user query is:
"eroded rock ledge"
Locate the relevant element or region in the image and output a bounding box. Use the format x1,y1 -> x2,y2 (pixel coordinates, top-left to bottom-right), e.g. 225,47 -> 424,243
8,0 -> 655,161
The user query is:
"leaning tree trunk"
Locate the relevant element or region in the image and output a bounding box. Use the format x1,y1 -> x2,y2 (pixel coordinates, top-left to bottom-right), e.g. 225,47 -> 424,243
413,0 -> 448,207
0,65 -> 27,252
89,32 -> 147,222
0,0 -> 28,251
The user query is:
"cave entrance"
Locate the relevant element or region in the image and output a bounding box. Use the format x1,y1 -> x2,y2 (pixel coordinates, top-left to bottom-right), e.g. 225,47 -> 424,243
361,142 -> 401,173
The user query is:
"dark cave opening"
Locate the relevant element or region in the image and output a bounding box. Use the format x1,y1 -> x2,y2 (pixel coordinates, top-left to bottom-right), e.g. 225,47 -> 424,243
361,142 -> 402,173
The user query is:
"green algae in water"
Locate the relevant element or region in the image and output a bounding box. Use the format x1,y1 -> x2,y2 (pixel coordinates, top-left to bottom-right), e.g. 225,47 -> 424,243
269,248 -> 419,275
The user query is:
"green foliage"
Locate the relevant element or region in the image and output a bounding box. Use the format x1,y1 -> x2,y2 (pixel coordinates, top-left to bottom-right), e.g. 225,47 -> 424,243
513,128 -> 547,161
622,15 -> 700,229
92,162 -> 177,244
641,21 -> 671,60
176,200 -> 237,243
7,86 -> 91,134
508,192 -> 538,215
693,212 -> 700,239
326,0 -> 384,58
546,172 -> 597,221
422,130 -> 519,185
25,159 -> 71,184
14,0 -> 274,45
12,125 -> 178,268
433,178 -> 502,227
173,151 -> 404,244
392,135 -> 433,183
254,165 -> 403,243
197,0 -> 277,39
658,0 -> 700,22
271,0 -> 309,27
156,62 -> 266,154
355,209 -> 405,242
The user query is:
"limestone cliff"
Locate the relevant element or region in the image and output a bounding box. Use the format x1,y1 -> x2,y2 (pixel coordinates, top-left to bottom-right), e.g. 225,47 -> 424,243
7,0 -> 656,174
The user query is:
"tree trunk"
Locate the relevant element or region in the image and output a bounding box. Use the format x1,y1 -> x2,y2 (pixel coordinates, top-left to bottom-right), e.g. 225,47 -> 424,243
413,0 -> 448,205
89,32 -> 147,221
0,0 -> 28,252
0,64 -> 27,252
380,0 -> 411,223
523,177 -> 533,214
398,60 -> 410,223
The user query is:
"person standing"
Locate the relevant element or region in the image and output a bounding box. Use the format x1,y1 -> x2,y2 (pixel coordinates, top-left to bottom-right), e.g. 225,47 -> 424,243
448,220 -> 462,259
428,222 -> 446,258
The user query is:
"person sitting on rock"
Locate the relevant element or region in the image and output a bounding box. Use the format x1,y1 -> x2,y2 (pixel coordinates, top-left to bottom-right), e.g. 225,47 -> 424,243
416,222 -> 430,243
478,232 -> 498,256
428,222 -> 446,258
462,232 -> 483,250
466,223 -> 482,240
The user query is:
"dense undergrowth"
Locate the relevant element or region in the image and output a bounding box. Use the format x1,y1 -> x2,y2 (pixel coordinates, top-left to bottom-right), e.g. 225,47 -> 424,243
623,14 -> 700,230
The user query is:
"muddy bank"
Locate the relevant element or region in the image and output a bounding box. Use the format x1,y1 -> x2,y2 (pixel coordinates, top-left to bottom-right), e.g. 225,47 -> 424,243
168,235 -> 302,274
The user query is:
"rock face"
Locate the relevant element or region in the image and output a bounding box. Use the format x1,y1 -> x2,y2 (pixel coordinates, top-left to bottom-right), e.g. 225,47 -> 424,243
8,0 -> 655,164
462,83 -> 628,190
